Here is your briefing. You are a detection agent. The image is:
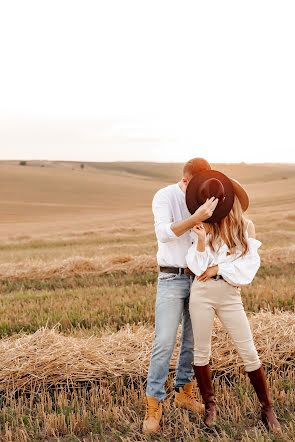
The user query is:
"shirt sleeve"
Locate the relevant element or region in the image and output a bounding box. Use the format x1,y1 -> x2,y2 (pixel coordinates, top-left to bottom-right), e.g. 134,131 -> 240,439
185,234 -> 215,276
152,190 -> 178,243
217,238 -> 262,286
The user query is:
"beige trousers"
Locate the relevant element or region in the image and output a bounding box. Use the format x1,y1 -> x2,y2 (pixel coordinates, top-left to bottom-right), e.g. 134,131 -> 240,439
189,278 -> 261,372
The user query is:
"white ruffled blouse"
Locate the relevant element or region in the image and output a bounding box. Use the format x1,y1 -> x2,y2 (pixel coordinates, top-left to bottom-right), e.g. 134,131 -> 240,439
185,229 -> 262,286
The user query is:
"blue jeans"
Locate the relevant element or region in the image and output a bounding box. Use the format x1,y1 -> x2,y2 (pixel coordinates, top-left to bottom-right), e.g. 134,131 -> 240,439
146,271 -> 195,402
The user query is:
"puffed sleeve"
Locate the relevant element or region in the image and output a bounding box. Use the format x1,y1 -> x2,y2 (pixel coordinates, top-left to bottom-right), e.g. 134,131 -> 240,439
152,190 -> 178,243
217,238 -> 262,286
185,232 -> 215,276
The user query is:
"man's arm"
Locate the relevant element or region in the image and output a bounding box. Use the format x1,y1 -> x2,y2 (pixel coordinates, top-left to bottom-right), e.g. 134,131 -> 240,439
152,190 -> 218,243
170,196 -> 219,237
152,191 -> 178,243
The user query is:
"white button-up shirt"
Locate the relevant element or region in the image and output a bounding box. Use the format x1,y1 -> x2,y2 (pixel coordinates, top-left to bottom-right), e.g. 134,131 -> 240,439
185,229 -> 262,286
152,183 -> 194,267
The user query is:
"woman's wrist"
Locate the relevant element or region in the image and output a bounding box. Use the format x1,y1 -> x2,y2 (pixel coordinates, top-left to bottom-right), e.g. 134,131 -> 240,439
197,237 -> 205,252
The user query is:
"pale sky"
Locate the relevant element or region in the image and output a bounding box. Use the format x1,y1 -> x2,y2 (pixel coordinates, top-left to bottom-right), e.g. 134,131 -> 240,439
0,1 -> 295,163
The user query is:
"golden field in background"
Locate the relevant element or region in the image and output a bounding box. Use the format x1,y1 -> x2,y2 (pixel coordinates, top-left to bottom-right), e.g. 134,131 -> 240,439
1,160 -> 295,258
0,160 -> 294,441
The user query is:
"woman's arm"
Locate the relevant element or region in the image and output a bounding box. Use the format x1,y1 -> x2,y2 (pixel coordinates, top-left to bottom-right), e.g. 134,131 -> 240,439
185,226 -> 215,276
217,221 -> 262,286
185,243 -> 214,276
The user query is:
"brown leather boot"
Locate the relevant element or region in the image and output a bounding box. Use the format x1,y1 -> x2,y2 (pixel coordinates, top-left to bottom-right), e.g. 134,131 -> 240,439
142,396 -> 162,434
246,365 -> 282,435
192,363 -> 217,427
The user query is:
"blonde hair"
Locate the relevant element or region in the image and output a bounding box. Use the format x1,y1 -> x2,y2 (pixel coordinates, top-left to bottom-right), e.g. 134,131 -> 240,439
208,195 -> 249,257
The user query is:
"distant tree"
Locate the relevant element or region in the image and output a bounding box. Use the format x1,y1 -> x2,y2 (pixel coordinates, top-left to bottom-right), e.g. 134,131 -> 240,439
19,160 -> 27,166
80,163 -> 85,169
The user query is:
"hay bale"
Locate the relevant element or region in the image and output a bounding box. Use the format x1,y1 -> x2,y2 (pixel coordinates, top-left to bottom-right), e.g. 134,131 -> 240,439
0,311 -> 294,392
0,255 -> 157,281
0,247 -> 294,281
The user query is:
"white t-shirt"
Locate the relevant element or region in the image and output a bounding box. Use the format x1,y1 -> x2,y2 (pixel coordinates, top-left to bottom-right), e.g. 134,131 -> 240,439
152,182 -> 194,267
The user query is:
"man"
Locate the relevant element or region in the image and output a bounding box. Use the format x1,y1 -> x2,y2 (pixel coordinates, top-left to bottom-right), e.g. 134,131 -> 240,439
143,157 -> 219,434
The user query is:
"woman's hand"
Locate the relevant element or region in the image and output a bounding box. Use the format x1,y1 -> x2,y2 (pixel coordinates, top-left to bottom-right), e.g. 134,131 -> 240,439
192,223 -> 206,252
192,223 -> 206,240
197,265 -> 218,281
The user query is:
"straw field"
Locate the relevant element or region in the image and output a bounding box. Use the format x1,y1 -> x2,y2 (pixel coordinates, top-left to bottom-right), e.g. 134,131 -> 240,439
0,160 -> 294,441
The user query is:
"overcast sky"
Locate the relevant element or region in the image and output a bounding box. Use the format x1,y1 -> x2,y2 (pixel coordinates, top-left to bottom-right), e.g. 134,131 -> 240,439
0,1 -> 294,163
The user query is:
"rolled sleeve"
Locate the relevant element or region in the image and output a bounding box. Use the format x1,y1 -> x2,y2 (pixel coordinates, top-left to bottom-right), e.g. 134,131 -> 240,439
164,222 -> 178,240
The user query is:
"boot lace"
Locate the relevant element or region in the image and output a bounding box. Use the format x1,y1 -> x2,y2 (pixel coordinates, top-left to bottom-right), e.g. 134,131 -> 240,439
183,390 -> 195,402
146,402 -> 159,418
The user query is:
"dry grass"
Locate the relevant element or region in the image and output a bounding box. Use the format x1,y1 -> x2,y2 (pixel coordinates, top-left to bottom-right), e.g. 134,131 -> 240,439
1,368 -> 293,442
260,246 -> 295,265
0,269 -> 293,340
0,311 -> 294,393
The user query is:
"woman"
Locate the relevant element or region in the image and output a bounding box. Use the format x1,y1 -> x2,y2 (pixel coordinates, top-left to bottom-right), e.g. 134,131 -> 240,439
184,170 -> 281,434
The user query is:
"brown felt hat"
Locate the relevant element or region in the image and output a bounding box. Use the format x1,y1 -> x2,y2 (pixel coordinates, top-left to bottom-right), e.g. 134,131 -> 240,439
185,170 -> 249,223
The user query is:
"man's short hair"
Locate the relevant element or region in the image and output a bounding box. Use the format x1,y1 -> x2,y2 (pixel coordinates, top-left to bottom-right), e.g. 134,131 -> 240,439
183,158 -> 211,179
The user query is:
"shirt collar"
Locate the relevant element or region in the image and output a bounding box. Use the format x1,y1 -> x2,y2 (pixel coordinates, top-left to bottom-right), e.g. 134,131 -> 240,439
176,182 -> 185,196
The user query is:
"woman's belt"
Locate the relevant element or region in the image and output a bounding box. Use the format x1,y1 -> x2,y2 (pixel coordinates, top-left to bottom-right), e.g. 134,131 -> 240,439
211,274 -> 224,280
159,266 -> 224,280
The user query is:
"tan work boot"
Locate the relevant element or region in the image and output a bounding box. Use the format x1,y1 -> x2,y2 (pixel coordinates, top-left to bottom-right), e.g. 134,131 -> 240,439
174,382 -> 205,414
142,396 -> 162,434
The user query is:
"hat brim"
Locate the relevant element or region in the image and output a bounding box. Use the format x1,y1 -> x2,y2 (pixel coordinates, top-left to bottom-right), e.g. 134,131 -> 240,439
185,170 -> 235,223
229,177 -> 249,211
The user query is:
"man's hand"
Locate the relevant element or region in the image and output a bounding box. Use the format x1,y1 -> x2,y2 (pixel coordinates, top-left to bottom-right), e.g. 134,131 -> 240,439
191,197 -> 219,223
168,197 -> 219,238
197,265 -> 218,281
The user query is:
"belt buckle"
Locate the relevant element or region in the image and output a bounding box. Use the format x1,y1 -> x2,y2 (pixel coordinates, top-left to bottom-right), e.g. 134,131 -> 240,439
183,267 -> 193,276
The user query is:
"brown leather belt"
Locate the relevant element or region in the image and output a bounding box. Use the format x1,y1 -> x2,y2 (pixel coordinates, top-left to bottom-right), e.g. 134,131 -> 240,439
159,266 -> 195,276
159,266 -> 224,280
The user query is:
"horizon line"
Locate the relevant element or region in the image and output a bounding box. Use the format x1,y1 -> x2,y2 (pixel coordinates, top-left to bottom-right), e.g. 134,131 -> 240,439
1,159 -> 295,166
